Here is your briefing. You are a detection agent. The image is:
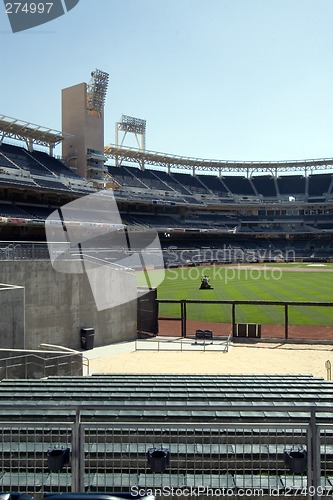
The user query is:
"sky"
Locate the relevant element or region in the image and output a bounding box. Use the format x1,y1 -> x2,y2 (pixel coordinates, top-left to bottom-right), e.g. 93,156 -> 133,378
1,0 -> 333,162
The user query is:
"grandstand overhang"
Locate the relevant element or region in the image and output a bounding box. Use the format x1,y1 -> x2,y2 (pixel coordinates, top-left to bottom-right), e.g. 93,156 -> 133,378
104,144 -> 333,176
0,114 -> 69,155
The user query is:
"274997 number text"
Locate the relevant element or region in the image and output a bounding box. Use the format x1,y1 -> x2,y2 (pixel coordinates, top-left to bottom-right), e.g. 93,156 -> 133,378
5,2 -> 53,14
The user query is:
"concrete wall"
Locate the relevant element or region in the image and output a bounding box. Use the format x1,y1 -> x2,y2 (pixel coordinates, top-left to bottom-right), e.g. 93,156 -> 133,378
0,260 -> 137,350
0,284 -> 24,349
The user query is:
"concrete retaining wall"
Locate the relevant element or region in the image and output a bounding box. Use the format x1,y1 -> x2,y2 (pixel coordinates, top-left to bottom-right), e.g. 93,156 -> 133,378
0,260 -> 137,350
0,284 -> 25,349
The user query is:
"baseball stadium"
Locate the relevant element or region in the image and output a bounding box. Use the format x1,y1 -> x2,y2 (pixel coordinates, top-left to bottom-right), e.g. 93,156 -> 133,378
1,69 -> 333,500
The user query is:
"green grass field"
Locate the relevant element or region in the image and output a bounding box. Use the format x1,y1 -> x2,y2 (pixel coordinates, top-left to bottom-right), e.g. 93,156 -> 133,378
138,263 -> 333,326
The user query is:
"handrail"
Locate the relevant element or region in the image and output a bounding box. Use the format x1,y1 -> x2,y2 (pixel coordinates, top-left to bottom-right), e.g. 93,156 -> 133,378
0,351 -> 84,380
157,297 -> 333,340
135,336 -> 231,352
62,251 -> 135,274
325,359 -> 331,380
0,403 -> 330,414
81,355 -> 90,376
157,298 -> 333,306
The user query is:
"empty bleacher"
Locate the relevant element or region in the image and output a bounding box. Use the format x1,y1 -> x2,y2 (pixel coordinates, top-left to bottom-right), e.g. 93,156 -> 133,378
151,170 -> 192,195
29,150 -> 82,179
0,150 -> 21,169
122,165 -> 172,191
221,176 -> 256,196
0,142 -> 26,156
170,172 -> 210,195
196,174 -> 229,196
0,203 -> 32,219
277,175 -> 306,196
22,206 -> 54,220
107,165 -> 148,189
0,144 -> 54,176
183,212 -> 237,229
0,372 -> 331,423
251,175 -> 277,197
0,374 -> 331,495
0,143 -> 88,188
122,214 -> 180,227
2,143 -> 333,207
35,179 -> 71,191
0,176 -> 38,188
308,173 -> 333,197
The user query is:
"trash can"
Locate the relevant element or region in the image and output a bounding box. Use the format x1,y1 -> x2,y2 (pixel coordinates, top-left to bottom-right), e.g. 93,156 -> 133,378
147,447 -> 170,473
284,448 -> 307,474
80,328 -> 95,350
47,447 -> 70,472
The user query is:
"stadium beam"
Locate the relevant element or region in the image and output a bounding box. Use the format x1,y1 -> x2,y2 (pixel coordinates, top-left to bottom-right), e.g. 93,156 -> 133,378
104,144 -> 333,176
115,115 -> 146,169
0,114 -> 67,155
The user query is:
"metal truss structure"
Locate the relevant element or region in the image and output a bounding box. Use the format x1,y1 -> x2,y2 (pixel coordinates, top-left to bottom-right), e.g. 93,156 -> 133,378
115,115 -> 146,166
104,143 -> 333,176
0,114 -> 65,154
86,69 -> 109,115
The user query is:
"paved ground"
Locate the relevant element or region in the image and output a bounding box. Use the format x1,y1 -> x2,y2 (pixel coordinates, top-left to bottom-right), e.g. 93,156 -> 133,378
83,337 -> 333,379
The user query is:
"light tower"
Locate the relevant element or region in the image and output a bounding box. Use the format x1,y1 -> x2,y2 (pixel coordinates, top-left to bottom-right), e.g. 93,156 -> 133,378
62,68 -> 110,181
87,69 -> 109,116
115,114 -> 146,169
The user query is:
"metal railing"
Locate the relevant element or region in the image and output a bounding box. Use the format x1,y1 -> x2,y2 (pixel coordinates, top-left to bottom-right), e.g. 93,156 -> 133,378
158,298 -> 333,340
135,335 -> 231,352
0,352 -> 83,379
0,405 -> 331,499
0,242 -> 49,260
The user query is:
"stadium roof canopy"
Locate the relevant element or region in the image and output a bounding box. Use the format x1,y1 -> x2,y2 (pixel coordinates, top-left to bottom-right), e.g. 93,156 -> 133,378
104,144 -> 333,175
0,114 -> 67,150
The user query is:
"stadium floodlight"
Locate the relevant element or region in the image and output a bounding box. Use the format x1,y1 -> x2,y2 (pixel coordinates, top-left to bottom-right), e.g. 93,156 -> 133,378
86,69 -> 109,114
115,114 -> 147,167
119,115 -> 147,135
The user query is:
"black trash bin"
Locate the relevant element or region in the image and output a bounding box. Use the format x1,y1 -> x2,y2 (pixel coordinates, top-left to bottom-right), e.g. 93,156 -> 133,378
80,328 -> 95,350
47,447 -> 70,472
284,448 -> 307,474
147,447 -> 170,473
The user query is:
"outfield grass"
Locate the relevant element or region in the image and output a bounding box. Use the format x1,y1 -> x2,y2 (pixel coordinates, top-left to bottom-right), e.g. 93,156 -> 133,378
139,264 -> 333,326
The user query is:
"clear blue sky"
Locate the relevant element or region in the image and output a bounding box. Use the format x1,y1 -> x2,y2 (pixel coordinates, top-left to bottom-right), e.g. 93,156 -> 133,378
1,0 -> 333,162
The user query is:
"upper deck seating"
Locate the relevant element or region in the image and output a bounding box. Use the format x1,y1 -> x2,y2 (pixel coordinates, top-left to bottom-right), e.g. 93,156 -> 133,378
308,173 -> 333,197
170,172 -> 210,195
277,175 -> 306,195
251,175 -> 277,197
221,176 -> 256,196
196,174 -> 229,196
